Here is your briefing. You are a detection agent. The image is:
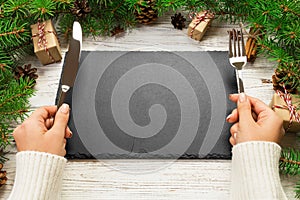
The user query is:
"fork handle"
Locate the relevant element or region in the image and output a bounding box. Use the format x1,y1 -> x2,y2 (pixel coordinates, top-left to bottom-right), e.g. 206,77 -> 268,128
236,70 -> 244,93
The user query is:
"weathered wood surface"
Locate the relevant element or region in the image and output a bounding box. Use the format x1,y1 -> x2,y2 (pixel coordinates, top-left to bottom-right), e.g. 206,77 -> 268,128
0,16 -> 299,200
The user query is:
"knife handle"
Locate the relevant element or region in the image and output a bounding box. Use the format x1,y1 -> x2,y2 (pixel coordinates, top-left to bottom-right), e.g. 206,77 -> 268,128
57,85 -> 70,108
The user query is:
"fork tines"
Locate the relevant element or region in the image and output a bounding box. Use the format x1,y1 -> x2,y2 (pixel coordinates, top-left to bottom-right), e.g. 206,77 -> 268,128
228,28 -> 247,70
229,29 -> 246,58
228,28 -> 247,93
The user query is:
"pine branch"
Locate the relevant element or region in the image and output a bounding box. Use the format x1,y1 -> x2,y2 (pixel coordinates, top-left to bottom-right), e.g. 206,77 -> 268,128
0,70 -> 34,163
0,27 -> 25,37
0,93 -> 28,108
280,148 -> 300,176
0,109 -> 29,116
296,180 -> 300,199
0,50 -> 13,71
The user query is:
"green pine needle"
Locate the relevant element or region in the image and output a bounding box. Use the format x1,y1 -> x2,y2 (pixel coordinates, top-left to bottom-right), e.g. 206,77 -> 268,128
0,0 -> 72,164
295,180 -> 300,199
280,148 -> 300,176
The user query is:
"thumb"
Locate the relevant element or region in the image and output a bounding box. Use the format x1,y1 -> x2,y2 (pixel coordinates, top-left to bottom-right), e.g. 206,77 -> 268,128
52,104 -> 70,135
237,93 -> 254,126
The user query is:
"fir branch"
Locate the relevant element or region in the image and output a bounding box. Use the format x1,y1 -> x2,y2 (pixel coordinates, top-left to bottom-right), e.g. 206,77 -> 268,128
280,157 -> 300,167
280,148 -> 300,176
2,0 -> 31,19
0,27 -> 25,37
0,109 -> 29,116
295,180 -> 300,199
30,0 -> 57,20
280,4 -> 300,18
0,20 -> 30,50
111,0 -> 125,14
0,93 -> 27,108
0,50 -> 13,71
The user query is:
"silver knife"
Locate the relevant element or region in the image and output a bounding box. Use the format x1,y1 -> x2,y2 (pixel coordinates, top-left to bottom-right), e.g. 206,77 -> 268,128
57,21 -> 82,108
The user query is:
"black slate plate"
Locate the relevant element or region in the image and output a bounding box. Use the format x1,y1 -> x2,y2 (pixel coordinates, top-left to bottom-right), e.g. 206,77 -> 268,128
56,51 -> 237,159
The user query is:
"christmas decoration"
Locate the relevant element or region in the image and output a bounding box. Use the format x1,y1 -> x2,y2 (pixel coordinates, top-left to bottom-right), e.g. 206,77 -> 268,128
135,0 -> 158,24
14,64 -> 38,85
171,13 -> 186,30
280,148 -> 300,198
0,0 -> 71,184
0,0 -> 299,196
0,163 -> 7,187
187,11 -> 214,41
31,20 -> 62,65
245,28 -> 261,63
0,68 -> 34,165
71,0 -> 92,19
272,68 -> 300,95
60,0 -> 136,37
270,88 -> 300,132
241,1 -> 300,95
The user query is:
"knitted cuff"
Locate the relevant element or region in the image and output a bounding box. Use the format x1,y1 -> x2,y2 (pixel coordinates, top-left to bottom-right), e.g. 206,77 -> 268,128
8,151 -> 67,200
230,141 -> 287,200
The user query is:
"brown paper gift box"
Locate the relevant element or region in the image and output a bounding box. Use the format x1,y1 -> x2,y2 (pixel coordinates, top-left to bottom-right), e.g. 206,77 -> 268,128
187,11 -> 214,41
270,93 -> 300,133
31,20 -> 62,65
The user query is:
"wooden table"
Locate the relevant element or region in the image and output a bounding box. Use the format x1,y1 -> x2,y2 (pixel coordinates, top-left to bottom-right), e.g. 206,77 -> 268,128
1,15 -> 299,200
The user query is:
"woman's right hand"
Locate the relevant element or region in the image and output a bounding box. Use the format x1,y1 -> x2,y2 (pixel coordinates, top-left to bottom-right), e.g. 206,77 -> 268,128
226,93 -> 285,146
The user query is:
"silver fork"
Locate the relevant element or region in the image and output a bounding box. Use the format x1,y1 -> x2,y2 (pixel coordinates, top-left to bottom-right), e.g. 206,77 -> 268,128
228,28 -> 247,93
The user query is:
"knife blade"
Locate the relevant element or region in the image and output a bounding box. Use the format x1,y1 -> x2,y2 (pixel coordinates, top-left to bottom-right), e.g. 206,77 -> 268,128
57,21 -> 82,108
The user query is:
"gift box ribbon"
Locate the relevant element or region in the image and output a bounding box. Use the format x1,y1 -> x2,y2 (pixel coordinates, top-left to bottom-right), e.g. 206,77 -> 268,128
32,20 -> 56,63
189,11 -> 214,37
273,84 -> 300,130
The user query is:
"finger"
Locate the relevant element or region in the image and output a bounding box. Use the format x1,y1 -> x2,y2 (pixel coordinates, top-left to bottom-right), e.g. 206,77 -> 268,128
229,93 -> 239,102
230,123 -> 239,136
226,109 -> 238,123
65,126 -> 73,138
45,118 -> 54,129
30,106 -> 58,121
237,93 -> 255,127
251,111 -> 258,121
229,136 -> 236,146
230,94 -> 270,116
62,139 -> 67,155
51,104 -> 70,138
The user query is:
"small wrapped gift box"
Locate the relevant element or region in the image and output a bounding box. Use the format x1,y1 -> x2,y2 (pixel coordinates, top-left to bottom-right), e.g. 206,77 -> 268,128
31,20 -> 62,65
187,11 -> 214,41
270,93 -> 300,133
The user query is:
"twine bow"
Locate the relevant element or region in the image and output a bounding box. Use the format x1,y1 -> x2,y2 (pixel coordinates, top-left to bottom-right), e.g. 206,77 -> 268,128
189,11 -> 214,37
273,84 -> 300,130
32,20 -> 56,63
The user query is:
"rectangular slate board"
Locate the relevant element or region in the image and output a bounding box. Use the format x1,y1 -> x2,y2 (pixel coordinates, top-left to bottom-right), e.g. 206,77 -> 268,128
56,51 -> 237,159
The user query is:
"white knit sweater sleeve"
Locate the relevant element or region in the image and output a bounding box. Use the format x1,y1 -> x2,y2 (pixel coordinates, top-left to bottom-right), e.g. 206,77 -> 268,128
8,151 -> 67,200
230,141 -> 287,200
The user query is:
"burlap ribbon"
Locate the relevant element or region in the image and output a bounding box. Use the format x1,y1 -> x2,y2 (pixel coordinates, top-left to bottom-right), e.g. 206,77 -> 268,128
273,84 -> 300,130
32,20 -> 56,62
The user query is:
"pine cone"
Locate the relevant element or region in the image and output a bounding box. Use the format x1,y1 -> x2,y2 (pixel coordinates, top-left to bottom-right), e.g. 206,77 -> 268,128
171,13 -> 186,30
0,163 -> 7,188
272,68 -> 297,94
71,0 -> 92,18
135,0 -> 158,24
14,64 -> 38,85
